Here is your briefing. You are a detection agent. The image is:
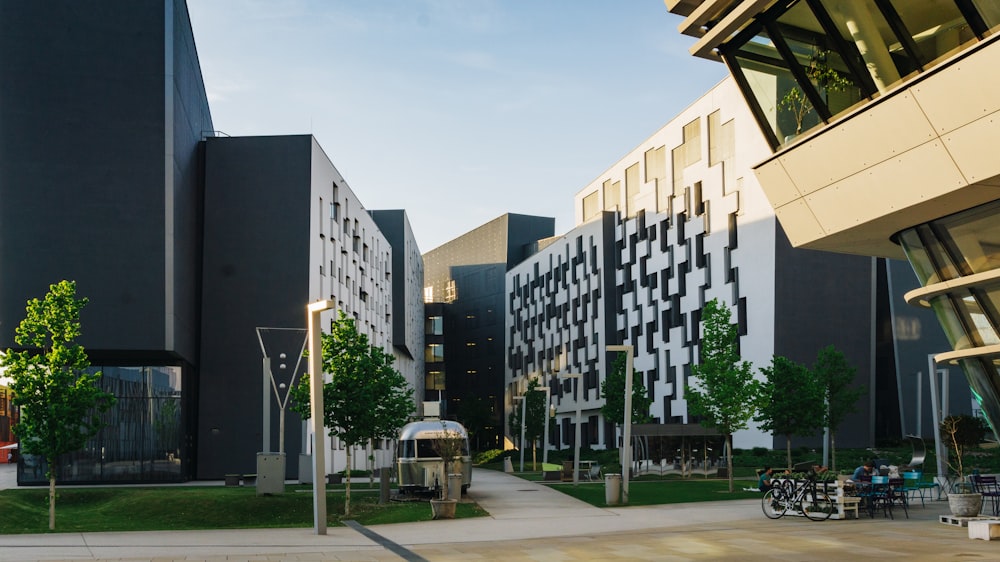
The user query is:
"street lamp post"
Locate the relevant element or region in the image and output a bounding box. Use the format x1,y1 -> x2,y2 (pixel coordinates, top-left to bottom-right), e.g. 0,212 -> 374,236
307,299 -> 334,535
513,396 -> 526,472
561,373 -> 583,485
607,344 -> 634,504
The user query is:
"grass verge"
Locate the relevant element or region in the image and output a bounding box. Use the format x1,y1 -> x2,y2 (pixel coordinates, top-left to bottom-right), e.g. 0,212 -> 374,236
547,479 -> 762,507
0,486 -> 487,534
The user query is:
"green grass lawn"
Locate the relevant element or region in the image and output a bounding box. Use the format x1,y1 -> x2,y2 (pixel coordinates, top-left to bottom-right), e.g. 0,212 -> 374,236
0,485 -> 487,534
547,479 -> 761,507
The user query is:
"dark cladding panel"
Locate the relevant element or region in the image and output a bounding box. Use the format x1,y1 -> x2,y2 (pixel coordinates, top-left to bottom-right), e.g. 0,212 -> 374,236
198,135 -> 314,479
0,1 -> 209,357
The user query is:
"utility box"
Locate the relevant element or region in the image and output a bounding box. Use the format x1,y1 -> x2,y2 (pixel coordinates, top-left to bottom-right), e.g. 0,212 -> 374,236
298,453 -> 312,484
256,452 -> 285,495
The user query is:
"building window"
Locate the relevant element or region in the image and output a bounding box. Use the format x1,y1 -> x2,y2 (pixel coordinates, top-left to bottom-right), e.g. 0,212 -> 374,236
427,370 -> 446,390
425,344 -> 444,362
625,162 -> 640,217
445,279 -> 457,303
603,179 -> 620,212
582,191 -> 599,222
424,286 -> 434,303
426,315 -> 443,335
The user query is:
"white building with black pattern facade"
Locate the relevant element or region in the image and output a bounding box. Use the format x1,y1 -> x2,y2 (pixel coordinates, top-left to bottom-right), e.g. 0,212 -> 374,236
506,76 -> 952,455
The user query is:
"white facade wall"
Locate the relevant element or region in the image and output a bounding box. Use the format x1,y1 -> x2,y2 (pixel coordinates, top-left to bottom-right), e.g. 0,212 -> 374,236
506,215 -> 615,449
306,138 -> 400,473
507,77 -> 779,450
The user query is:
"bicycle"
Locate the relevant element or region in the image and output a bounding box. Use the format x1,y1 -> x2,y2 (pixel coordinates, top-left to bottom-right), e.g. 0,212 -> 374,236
762,473 -> 836,521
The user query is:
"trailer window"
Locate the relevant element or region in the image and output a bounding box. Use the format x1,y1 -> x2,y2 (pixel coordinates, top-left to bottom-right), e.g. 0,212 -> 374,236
416,439 -> 437,458
398,439 -> 415,457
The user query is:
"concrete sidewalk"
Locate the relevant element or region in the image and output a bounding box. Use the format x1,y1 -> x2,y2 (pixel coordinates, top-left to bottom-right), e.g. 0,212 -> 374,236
1,465 -> 998,561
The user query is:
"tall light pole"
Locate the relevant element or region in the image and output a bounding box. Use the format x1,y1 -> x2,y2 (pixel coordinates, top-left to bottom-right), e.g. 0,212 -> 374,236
307,299 -> 334,535
541,384 -> 551,466
607,344 -> 634,504
561,372 -> 583,485
514,396 -> 526,472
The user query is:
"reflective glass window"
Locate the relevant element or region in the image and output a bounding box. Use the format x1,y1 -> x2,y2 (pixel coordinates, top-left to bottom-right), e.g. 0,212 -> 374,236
937,200 -> 1000,276
928,295 -> 974,350
890,0 -> 977,66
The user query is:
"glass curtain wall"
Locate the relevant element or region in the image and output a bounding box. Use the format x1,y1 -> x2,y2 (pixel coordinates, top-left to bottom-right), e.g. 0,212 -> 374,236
895,200 -> 1000,439
18,365 -> 185,484
722,0 -> 1000,149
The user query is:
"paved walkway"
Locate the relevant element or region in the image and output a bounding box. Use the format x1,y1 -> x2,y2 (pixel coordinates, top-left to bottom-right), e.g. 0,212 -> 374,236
1,464 -> 998,560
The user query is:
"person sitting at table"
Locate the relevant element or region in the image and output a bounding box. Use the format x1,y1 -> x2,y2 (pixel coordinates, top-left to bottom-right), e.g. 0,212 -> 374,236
758,466 -> 775,492
851,461 -> 875,482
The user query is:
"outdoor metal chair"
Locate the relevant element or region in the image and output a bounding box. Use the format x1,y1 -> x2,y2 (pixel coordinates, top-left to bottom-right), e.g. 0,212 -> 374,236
972,475 -> 1000,516
887,477 -> 909,519
902,471 -> 925,507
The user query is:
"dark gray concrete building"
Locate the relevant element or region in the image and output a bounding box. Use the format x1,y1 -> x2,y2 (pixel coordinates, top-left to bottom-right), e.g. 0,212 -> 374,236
0,0 -> 211,483
0,1 -> 419,483
422,214 -> 554,449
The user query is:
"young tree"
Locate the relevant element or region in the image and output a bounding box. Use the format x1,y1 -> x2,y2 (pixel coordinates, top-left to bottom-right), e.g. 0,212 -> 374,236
0,280 -> 115,530
755,355 -> 823,470
600,354 -> 654,427
813,345 -> 864,471
940,414 -> 988,481
686,298 -> 761,492
524,378 -> 548,470
290,311 -> 414,516
456,396 -> 494,451
601,353 -> 653,471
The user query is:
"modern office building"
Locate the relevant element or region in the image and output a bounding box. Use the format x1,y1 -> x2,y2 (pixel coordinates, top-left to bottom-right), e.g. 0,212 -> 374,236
423,214 -> 555,449
0,1 -> 421,483
371,209 -> 427,413
507,75 -> 954,456
664,0 -> 1000,441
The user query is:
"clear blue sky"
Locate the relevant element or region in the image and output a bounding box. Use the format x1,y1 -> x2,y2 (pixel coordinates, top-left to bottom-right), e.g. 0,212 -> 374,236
186,1 -> 726,252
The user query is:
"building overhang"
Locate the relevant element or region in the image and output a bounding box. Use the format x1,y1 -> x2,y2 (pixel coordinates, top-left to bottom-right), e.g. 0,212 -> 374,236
751,38 -> 1000,260
664,0 -> 776,60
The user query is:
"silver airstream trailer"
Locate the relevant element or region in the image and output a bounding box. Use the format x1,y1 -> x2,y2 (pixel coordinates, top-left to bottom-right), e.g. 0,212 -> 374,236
396,420 -> 471,495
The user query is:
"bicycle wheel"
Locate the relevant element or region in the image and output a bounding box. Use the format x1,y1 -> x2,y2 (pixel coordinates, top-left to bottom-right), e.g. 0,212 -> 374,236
762,488 -> 788,519
803,491 -> 835,521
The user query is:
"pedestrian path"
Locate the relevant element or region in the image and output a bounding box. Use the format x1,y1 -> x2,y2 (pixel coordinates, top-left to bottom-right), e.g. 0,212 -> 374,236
0,464 -> 998,561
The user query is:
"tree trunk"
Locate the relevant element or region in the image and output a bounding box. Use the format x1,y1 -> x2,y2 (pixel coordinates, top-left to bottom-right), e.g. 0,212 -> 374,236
48,473 -> 56,531
786,435 -> 792,471
830,433 -> 837,472
532,440 -> 537,471
345,447 -> 352,517
726,435 -> 734,493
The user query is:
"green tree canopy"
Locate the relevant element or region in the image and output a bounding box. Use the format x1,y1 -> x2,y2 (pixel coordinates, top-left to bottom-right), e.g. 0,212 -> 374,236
755,355 -> 823,470
813,345 -> 864,471
0,280 -> 115,530
290,311 -> 414,516
686,298 -> 761,492
600,353 -> 653,427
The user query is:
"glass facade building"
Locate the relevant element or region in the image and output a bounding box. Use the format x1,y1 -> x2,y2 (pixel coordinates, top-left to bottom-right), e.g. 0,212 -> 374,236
666,0 -> 1000,441
18,365 -> 188,485
718,0 -> 1000,149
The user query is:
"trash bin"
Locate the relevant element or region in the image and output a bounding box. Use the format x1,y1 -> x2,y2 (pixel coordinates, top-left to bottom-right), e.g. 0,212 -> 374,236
503,457 -> 514,473
448,473 -> 463,501
605,473 -> 622,505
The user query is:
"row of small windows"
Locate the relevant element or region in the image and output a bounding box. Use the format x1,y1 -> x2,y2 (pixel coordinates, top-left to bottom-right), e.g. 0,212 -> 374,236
581,110 -> 735,223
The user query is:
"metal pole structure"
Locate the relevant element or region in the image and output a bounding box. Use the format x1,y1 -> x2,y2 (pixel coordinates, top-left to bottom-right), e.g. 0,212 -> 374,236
928,355 -> 946,484
307,300 -> 334,535
608,345 -> 634,504
542,386 -> 551,466
263,357 -> 271,453
562,373 -> 583,485
916,371 -> 923,436
521,394 -> 528,472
